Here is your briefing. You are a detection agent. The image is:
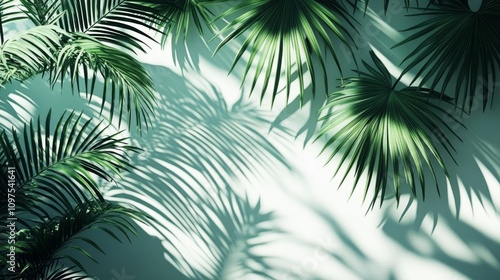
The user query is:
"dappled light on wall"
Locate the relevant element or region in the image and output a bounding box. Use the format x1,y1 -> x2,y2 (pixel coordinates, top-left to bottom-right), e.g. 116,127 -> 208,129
104,65 -> 292,279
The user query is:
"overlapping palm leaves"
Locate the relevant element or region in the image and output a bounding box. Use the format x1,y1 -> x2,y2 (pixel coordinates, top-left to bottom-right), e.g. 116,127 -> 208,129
6,201 -> 146,279
317,51 -> 463,208
0,111 -> 146,278
1,0 -> 164,129
214,0 -> 357,105
0,25 -> 64,84
52,34 -> 156,127
394,0 -> 500,112
55,0 -> 162,53
0,0 -> 25,43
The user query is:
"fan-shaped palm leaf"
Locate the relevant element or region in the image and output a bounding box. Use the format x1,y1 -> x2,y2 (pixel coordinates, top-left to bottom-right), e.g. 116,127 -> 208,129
0,0 -> 26,43
4,201 -> 147,279
393,0 -> 500,112
214,0 -> 357,105
0,25 -> 65,84
56,0 -> 162,53
51,34 -> 156,128
317,51 -> 463,208
0,110 -> 140,218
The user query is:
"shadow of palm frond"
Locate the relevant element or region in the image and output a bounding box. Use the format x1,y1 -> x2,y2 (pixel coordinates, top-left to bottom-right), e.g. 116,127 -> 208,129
381,191 -> 500,279
104,64 -> 291,279
375,99 -> 500,279
0,81 -> 39,131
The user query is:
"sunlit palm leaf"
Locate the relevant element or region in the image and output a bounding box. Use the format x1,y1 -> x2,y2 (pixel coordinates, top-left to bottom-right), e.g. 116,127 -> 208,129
317,51 -> 463,208
0,0 -> 26,43
56,0 -> 162,53
393,0 -> 500,112
214,0 -> 356,105
52,34 -> 156,128
9,201 -> 147,279
0,25 -> 64,84
0,110 -> 140,218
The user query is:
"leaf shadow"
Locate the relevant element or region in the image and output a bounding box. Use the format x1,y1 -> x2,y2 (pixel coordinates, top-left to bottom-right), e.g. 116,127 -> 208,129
102,64 -> 293,279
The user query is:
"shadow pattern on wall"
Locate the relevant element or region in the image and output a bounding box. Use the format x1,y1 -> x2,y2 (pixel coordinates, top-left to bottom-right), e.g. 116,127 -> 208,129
102,64 -> 292,279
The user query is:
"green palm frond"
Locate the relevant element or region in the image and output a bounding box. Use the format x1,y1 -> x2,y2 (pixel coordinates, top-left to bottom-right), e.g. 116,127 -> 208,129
52,34 -> 156,128
0,25 -> 65,84
19,0 -> 63,25
6,201 -> 147,279
152,0 -> 216,45
0,110 -> 140,217
393,0 -> 500,112
214,0 -> 356,105
56,0 -> 162,53
317,51 -> 463,208
0,0 -> 26,43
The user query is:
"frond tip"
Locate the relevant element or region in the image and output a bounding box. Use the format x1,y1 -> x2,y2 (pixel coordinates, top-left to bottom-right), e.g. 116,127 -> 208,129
317,51 -> 464,208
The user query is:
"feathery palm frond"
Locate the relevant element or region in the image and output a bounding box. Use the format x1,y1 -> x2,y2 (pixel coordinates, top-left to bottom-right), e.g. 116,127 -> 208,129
0,0 -> 26,43
393,0 -> 500,112
317,51 -> 463,208
0,25 -> 65,84
19,0 -> 63,26
52,34 -> 157,128
4,201 -> 147,279
214,0 -> 357,105
0,110 -> 140,218
56,0 -> 162,53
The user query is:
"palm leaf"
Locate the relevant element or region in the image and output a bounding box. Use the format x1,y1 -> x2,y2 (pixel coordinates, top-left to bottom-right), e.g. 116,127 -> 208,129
317,51 -> 463,208
56,0 -> 162,53
0,25 -> 65,84
151,0 -> 216,45
0,110 -> 140,218
19,0 -> 64,26
213,0 -> 357,105
393,0 -> 500,112
51,34 -> 157,128
6,201 -> 147,279
0,0 -> 26,43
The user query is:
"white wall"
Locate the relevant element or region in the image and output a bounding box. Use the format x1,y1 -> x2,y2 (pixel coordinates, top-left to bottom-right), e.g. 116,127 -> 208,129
1,1 -> 499,279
